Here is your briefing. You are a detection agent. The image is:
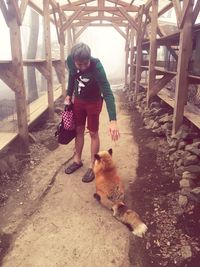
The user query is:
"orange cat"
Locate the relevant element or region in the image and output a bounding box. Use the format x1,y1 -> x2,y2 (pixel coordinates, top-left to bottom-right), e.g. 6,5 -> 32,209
93,149 -> 147,237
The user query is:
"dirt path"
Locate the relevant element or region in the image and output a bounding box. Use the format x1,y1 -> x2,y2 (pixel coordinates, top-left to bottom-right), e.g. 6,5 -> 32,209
1,90 -> 139,267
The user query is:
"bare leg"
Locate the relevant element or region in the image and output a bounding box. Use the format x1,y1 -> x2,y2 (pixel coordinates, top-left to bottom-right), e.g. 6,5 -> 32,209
89,131 -> 100,168
74,125 -> 85,163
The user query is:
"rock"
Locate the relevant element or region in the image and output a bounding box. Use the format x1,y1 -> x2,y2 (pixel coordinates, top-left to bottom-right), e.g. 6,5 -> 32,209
0,193 -> 9,204
191,187 -> 200,197
185,145 -> 200,157
178,141 -> 187,150
144,119 -> 155,129
152,121 -> 159,129
180,179 -> 194,188
181,245 -> 192,259
150,101 -> 161,109
169,148 -> 177,155
178,195 -> 188,207
167,137 -> 178,148
182,171 -> 199,180
184,132 -> 199,142
176,158 -> 184,167
184,165 -> 200,174
180,187 -> 192,196
158,114 -> 173,124
175,166 -> 185,176
183,155 -> 199,166
161,123 -> 173,133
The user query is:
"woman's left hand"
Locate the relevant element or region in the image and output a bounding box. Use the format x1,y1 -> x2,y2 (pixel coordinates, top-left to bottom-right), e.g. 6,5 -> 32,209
109,120 -> 120,142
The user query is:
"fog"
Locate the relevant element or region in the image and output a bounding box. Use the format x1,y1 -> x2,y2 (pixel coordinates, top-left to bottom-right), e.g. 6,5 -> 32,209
77,26 -> 126,84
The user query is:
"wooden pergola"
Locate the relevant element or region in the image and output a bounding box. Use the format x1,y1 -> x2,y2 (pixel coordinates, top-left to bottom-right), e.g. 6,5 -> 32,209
0,0 -> 200,152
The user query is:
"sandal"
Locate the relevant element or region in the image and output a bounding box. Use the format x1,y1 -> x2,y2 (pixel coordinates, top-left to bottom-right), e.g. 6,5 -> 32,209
65,162 -> 83,174
82,168 -> 95,183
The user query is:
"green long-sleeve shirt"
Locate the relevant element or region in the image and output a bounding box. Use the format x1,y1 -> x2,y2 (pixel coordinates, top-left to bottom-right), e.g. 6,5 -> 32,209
66,55 -> 117,121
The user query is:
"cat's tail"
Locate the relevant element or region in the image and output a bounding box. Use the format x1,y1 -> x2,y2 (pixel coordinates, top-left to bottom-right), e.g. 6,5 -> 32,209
112,202 -> 148,238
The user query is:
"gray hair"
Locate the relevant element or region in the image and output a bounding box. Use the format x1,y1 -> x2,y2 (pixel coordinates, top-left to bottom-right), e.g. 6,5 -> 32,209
71,43 -> 91,62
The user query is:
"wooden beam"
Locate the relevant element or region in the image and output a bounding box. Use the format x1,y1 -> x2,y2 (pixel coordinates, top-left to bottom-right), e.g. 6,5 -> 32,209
73,21 -> 128,27
7,0 -> 29,151
149,73 -> 175,98
0,0 -> 9,27
158,2 -> 173,17
118,7 -> 138,30
60,0 -> 94,10
9,0 -> 22,25
135,6 -> 144,96
147,0 -> 158,103
51,5 -> 60,43
107,0 -> 138,10
61,6 -> 139,12
61,8 -> 84,32
20,0 -> 29,22
172,0 -> 182,27
179,0 -> 190,29
112,23 -> 126,39
75,23 -> 90,39
193,0 -> 200,25
124,26 -> 130,86
43,0 -> 54,121
172,0 -> 194,134
74,16 -> 126,22
129,28 -> 135,90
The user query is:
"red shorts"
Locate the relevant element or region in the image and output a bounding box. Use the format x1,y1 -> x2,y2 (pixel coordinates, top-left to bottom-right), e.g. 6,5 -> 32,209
73,98 -> 103,132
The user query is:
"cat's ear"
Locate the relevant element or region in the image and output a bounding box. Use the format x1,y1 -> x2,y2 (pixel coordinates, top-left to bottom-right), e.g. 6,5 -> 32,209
108,148 -> 113,156
94,154 -> 101,160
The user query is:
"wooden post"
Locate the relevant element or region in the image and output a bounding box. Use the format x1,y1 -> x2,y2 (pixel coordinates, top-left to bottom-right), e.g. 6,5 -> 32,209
7,1 -> 29,151
60,38 -> 66,98
124,26 -> 130,87
147,0 -> 158,104
43,0 -> 54,121
135,7 -> 143,97
129,28 -> 135,91
172,0 -> 194,134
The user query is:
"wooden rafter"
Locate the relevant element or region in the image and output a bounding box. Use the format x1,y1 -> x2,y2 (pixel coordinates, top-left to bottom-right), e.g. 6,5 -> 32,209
20,0 -> 29,22
172,0 -> 182,27
60,0 -> 94,10
118,7 -> 138,30
98,0 -> 104,17
61,7 -> 84,32
73,21 -> 128,27
74,16 -> 126,22
158,2 -> 173,17
179,0 -> 191,29
0,0 -> 9,27
61,5 -> 138,12
75,23 -> 90,39
107,0 -> 138,10
52,5 -> 60,43
9,0 -> 22,25
193,0 -> 200,25
112,23 -> 126,39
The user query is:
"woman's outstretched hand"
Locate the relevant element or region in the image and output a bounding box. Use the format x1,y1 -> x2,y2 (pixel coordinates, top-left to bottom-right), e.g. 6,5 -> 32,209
109,120 -> 120,142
